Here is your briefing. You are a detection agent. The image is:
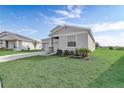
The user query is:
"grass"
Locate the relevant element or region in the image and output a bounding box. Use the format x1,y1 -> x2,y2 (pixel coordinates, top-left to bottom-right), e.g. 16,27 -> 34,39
0,49 -> 41,56
0,49 -> 124,87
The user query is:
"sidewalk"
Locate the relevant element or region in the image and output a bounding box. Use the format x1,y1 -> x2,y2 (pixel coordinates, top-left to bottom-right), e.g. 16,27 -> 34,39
0,51 -> 52,63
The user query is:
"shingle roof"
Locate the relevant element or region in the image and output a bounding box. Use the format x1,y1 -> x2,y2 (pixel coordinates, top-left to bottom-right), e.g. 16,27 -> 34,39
0,31 -> 39,42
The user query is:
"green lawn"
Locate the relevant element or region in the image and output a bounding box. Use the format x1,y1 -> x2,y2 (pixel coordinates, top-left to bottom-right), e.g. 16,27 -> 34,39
0,49 -> 124,88
0,50 -> 41,56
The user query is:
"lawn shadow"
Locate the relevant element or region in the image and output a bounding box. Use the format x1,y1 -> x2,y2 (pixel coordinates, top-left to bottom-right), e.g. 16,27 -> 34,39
88,55 -> 124,88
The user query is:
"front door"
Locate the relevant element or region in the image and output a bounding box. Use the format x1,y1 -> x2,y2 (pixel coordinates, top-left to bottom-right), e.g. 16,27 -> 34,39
6,41 -> 8,48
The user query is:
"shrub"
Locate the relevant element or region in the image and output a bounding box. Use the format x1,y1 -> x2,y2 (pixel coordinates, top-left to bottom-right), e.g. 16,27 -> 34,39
70,50 -> 74,55
109,46 -> 114,50
78,48 -> 90,58
63,50 -> 70,56
95,42 -> 100,48
27,46 -> 30,50
56,49 -> 63,56
75,49 -> 79,56
115,47 -> 124,50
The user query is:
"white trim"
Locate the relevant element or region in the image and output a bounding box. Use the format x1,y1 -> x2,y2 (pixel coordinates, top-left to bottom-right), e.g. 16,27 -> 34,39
76,32 -> 77,46
3,40 -> 6,48
66,29 -> 67,49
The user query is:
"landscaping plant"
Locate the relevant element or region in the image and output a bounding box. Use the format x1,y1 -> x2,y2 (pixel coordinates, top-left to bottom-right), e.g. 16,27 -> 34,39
63,50 -> 70,56
56,49 -> 63,56
78,48 -> 90,58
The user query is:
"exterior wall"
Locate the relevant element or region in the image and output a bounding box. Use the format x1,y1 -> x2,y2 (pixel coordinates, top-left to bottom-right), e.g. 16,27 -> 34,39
0,40 -> 3,48
88,34 -> 95,51
43,26 -> 95,52
53,38 -> 59,52
58,35 -> 67,50
21,41 -> 34,50
0,33 -> 42,50
0,40 -> 41,50
42,38 -> 59,52
76,32 -> 88,49
42,43 -> 49,52
8,41 -> 15,49
66,26 -> 87,34
0,44 -> 2,48
0,40 -> 16,49
14,40 -> 22,51
58,32 -> 88,51
21,41 -> 42,50
42,38 -> 50,52
36,43 -> 42,50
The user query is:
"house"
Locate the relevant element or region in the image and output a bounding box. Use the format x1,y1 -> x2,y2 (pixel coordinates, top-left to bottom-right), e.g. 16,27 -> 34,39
42,25 -> 95,53
0,31 -> 42,51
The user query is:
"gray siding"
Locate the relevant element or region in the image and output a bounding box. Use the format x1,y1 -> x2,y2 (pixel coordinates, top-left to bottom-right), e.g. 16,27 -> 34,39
77,33 -> 88,48
88,34 -> 95,51
58,35 -> 67,50
51,26 -> 87,36
43,25 -> 95,52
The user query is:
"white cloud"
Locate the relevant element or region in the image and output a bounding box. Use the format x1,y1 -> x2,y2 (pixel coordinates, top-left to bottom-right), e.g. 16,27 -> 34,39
55,10 -> 76,18
67,21 -> 124,33
42,15 -> 66,25
49,17 -> 66,25
19,28 -> 38,35
120,32 -> 124,36
55,5 -> 83,18
84,21 -> 124,32
39,6 -> 84,25
95,35 -> 124,46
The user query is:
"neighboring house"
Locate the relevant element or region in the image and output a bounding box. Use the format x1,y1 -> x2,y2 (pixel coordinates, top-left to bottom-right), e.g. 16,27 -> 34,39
42,25 -> 95,53
0,31 -> 42,51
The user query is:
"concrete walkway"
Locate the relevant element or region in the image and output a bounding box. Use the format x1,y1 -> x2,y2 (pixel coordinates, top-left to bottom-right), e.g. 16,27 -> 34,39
0,51 -> 53,63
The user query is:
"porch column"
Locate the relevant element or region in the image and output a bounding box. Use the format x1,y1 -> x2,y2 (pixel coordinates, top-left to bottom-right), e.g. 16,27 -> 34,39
16,40 -> 20,51
49,37 -> 54,53
2,40 -> 6,48
49,37 -> 53,47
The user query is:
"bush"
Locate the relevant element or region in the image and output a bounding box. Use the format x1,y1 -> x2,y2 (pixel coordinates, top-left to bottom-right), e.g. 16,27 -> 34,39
63,50 -> 70,56
75,49 -> 79,56
115,47 -> 124,50
109,46 -> 114,50
70,50 -> 74,55
78,48 -> 90,58
56,49 -> 63,56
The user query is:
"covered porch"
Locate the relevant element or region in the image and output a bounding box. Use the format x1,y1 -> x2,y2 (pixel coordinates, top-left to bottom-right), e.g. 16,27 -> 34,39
49,37 -> 59,53
0,40 -> 22,51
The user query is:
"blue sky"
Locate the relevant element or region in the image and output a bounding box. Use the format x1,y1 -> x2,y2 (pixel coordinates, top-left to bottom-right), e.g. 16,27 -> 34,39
0,5 -> 124,46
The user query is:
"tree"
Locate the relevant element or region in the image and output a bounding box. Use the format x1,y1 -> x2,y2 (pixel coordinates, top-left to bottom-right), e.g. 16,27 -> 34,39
95,42 -> 100,48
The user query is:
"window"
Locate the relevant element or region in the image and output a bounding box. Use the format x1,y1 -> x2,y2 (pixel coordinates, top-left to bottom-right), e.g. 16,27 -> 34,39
0,40 -> 3,44
68,41 -> 76,47
67,35 -> 76,47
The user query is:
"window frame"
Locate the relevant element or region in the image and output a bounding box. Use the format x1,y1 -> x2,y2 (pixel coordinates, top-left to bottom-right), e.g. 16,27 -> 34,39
67,41 -> 76,47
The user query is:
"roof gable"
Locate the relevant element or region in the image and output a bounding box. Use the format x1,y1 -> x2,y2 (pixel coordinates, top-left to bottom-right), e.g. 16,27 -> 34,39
0,31 -> 37,42
49,25 -> 95,43
0,34 -> 16,40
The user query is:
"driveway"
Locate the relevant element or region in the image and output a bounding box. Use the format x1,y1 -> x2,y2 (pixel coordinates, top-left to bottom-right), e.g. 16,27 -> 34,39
0,51 -> 53,63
